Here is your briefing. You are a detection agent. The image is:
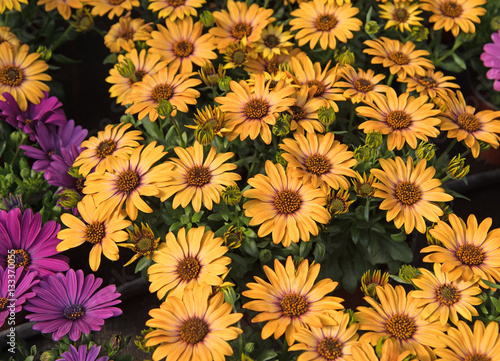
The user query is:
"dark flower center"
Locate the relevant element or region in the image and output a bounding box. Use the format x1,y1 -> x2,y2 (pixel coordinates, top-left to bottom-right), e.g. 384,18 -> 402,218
394,8 -> 409,22
456,244 -> 484,266
135,70 -> 146,82
395,181 -> 420,205
281,293 -> 308,317
63,304 -> 86,320
317,337 -> 342,360
263,34 -> 280,48
289,105 -> 306,122
457,113 -> 480,132
418,76 -> 437,88
186,165 -> 211,187
120,30 -> 134,40
359,183 -> 374,196
174,40 -> 194,58
232,22 -> 252,40
329,198 -> 347,214
167,0 -> 185,5
152,84 -> 174,103
305,154 -> 330,175
180,317 -> 209,344
315,14 -> 338,31
177,257 -> 201,281
266,60 -> 279,74
441,1 -> 463,18
436,284 -> 460,306
96,140 -> 117,158
274,190 -> 301,214
136,237 -> 156,253
244,99 -> 269,120
116,170 -> 140,193
75,178 -> 85,192
388,51 -> 410,65
354,78 -> 374,93
0,298 -> 7,311
12,249 -> 31,269
386,314 -> 416,340
0,65 -> 24,87
307,80 -> 326,97
230,49 -> 247,66
85,222 -> 105,244
386,110 -> 411,129
464,355 -> 491,361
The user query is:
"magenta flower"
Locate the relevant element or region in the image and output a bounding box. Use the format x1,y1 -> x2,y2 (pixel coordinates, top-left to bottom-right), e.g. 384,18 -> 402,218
57,345 -> 109,361
0,266 -> 39,327
24,269 -> 122,341
0,208 -> 69,277
481,29 -> 500,92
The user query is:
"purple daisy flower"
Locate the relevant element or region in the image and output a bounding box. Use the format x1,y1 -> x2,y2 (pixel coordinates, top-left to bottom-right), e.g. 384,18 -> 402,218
481,29 -> 500,92
0,266 -> 39,327
57,345 -> 109,361
0,91 -> 67,141
0,208 -> 69,277
46,145 -> 84,190
24,269 -> 122,341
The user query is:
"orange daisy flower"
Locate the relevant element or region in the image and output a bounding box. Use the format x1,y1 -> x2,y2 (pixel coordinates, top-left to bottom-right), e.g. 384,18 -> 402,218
0,0 -> 27,12
399,69 -> 460,99
104,16 -> 152,53
37,0 -> 83,20
336,65 -> 389,104
244,48 -> 306,75
252,24 -> 294,60
287,85 -> 326,134
88,0 -> 139,19
147,0 -> 204,21
378,1 -> 423,32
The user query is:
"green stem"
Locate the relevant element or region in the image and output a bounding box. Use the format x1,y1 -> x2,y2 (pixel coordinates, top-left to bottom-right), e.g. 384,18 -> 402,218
169,115 -> 184,147
11,133 -> 27,168
51,26 -> 74,51
386,73 -> 395,88
435,38 -> 462,66
436,139 -> 457,166
280,338 -> 288,361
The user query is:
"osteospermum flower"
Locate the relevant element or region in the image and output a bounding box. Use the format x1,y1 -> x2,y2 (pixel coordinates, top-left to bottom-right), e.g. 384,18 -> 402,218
209,0 -> 274,52
106,49 -> 168,105
289,311 -> 359,361
0,0 -> 27,12
351,172 -> 378,198
410,263 -> 482,326
124,63 -> 201,122
215,74 -> 296,145
83,142 -> 173,221
148,0 -> 204,21
379,1 -> 423,32
438,90 -> 500,158
433,320 -> 500,361
243,161 -> 331,247
336,66 -> 388,104
73,122 -> 143,177
158,142 -> 241,212
287,86 -> 326,134
363,37 -> 434,80
421,213 -> 500,287
25,269 -> 122,341
145,286 -> 242,361
0,43 -> 51,112
87,0 -> 139,19
360,269 -> 390,298
399,69 -> 460,99
147,16 -> 217,74
243,256 -> 344,346
0,208 -> 69,277
370,156 -> 453,234
289,0 -> 362,50
57,345 -> 109,361
421,0 -> 486,37
120,223 -> 160,267
481,29 -> 500,92
0,267 -> 38,327
356,88 -> 441,150
280,132 -> 357,193
148,226 -> 231,299
104,16 -> 152,53
252,24 -> 294,60
36,0 -> 83,20
244,48 -> 306,75
57,195 -> 131,271
356,284 -> 446,361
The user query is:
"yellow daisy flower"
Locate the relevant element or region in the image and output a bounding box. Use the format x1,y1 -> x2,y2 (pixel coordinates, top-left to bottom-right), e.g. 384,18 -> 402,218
145,286 -> 243,361
327,188 -> 354,216
223,41 -> 251,69
106,49 -> 168,105
244,48 -> 306,75
186,105 -> 232,139
0,27 -> 21,50
124,62 -> 202,122
379,1 -> 423,32
421,213 -> 500,287
0,43 -> 51,112
421,0 -> 487,37
289,311 -> 359,361
215,74 -> 296,145
148,226 -> 231,299
399,69 -> 460,99
88,0 -> 139,19
287,85 -> 326,134
147,0 -> 204,21
438,90 -> 500,158
252,24 -> 294,60
104,16 -> 152,53
411,263 -> 482,326
243,160 -> 331,247
0,0 -> 27,12
82,142 -> 173,221
349,339 -> 418,361
289,0 -> 362,50
356,88 -> 441,151
363,37 -> 434,80
434,320 -> 500,361
280,132 -> 357,193
37,0 -> 83,20
209,0 -> 274,53
159,142 -> 241,213
336,65 -> 389,104
73,122 -> 143,177
57,195 -> 131,271
356,284 -> 447,361
351,172 -> 378,198
147,16 -> 217,74
370,156 -> 453,234
242,256 -> 344,346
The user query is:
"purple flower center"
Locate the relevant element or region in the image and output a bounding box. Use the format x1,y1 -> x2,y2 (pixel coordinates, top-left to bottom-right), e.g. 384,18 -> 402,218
0,297 -> 7,311
10,249 -> 31,269
63,304 -> 86,320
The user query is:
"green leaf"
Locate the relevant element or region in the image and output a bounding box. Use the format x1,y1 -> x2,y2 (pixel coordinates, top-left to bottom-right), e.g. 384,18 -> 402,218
387,240 -> 413,263
191,211 -> 204,223
114,356 -> 134,361
134,256 -> 151,273
141,116 -> 163,139
299,240 -> 313,258
481,279 -> 500,289
390,231 -> 407,242
207,213 -> 223,221
52,53 -> 81,65
313,240 -> 326,262
256,350 -> 278,361
451,53 -> 467,70
351,226 -> 360,244
169,222 -> 184,232
180,214 -> 190,224
241,238 -> 259,258
490,297 -> 500,313
103,53 -> 118,65
437,60 -> 464,73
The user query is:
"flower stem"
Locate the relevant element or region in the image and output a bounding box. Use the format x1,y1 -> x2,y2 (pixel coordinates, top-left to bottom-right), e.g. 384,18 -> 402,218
386,73 -> 395,88
51,26 -> 74,51
169,114 -> 185,147
436,139 -> 457,166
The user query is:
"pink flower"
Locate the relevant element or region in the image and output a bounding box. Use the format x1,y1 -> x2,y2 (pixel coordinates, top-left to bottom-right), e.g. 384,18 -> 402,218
481,30 -> 500,91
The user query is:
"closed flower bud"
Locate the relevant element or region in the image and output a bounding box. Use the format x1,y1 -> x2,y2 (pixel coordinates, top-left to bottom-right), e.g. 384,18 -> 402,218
71,7 -> 94,32
155,99 -> 174,117
478,140 -> 492,151
410,26 -> 429,42
354,145 -> 371,163
365,21 -> 379,35
336,48 -> 355,66
447,154 -> 469,180
244,342 -> 255,354
492,16 -> 500,31
195,124 -> 215,145
37,46 -> 52,61
223,225 -> 244,249
272,114 -> 291,136
398,265 -> 418,283
365,131 -> 383,149
259,249 -> 273,264
222,285 -> 238,306
57,189 -> 81,209
360,269 -> 389,298
200,10 -> 215,27
275,151 -> 288,167
116,58 -> 137,80
415,141 -> 436,161
221,185 -> 242,205
218,76 -> 232,92
41,350 -> 58,361
1,194 -> 24,211
110,334 -> 123,350
317,106 -> 336,125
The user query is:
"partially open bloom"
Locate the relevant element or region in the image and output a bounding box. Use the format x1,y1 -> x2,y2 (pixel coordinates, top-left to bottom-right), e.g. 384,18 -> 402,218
481,29 -> 500,92
120,223 -> 160,267
399,69 -> 460,99
57,345 -> 109,361
104,16 -> 152,53
252,24 -> 294,60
